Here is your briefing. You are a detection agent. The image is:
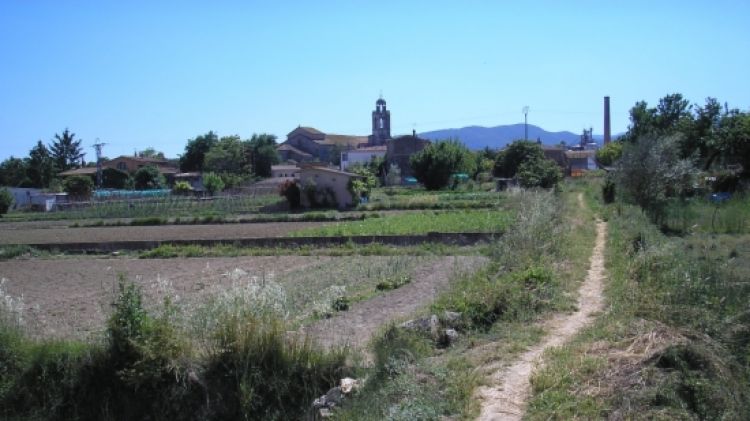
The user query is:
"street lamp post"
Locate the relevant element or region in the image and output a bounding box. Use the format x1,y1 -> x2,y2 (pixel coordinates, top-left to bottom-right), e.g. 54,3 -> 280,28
522,106 -> 529,140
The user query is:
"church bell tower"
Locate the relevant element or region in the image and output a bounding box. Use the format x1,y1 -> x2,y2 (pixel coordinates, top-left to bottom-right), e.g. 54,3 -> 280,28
371,96 -> 391,145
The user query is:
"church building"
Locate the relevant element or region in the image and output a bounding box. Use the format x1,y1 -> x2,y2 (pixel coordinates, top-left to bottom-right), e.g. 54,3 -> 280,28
276,96 -> 429,179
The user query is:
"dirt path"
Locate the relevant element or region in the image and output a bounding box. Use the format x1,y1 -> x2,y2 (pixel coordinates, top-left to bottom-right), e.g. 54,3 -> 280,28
474,219 -> 607,420
301,256 -> 486,350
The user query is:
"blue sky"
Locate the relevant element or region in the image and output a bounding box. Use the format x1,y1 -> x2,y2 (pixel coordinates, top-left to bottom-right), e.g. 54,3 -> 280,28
1,0 -> 749,161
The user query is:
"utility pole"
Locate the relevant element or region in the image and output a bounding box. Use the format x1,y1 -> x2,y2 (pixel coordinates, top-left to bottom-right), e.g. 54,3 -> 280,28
93,140 -> 106,189
522,106 -> 530,140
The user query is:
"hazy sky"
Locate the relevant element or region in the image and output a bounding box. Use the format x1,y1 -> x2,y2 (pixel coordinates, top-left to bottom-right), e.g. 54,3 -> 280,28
1,0 -> 749,161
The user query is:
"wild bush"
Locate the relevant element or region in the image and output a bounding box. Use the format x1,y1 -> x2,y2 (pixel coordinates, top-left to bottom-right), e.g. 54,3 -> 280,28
0,188 -> 12,216
278,179 -> 301,209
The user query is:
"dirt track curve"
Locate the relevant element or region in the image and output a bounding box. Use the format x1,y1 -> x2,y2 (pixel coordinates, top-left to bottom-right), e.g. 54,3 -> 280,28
475,219 -> 607,420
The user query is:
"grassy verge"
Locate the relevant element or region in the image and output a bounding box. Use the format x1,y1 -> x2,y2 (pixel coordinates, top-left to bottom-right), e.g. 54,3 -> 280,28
138,242 -> 485,258
0,276 -> 349,420
289,209 -> 513,237
70,210 -> 373,228
660,193 -> 749,234
525,178 -> 750,419
0,245 -> 46,260
2,194 -> 282,223
331,187 -> 599,419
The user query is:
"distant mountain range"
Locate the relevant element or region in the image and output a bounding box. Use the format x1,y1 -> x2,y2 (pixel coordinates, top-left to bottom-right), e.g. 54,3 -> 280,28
418,123 -> 619,150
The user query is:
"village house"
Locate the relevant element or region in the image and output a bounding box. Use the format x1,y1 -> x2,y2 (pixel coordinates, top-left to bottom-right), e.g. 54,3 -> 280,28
340,146 -> 387,171
58,155 -> 179,183
271,164 -> 301,179
298,165 -> 362,209
565,150 -> 598,176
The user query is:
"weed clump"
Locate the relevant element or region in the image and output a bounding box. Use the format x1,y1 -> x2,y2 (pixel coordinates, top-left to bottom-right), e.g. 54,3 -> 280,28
0,275 -> 349,420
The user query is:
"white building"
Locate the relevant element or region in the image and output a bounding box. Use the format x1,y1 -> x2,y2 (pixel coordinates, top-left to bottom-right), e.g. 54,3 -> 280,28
340,145 -> 386,171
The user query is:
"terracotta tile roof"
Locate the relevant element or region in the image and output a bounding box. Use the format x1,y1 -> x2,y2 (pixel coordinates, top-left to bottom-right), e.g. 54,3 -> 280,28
277,143 -> 313,157
298,126 -> 324,135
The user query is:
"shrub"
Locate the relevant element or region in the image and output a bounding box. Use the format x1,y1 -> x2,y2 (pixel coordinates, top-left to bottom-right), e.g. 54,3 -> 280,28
595,140 -> 623,166
410,140 -> 475,190
375,275 -> 412,290
171,181 -> 193,195
517,156 -> 562,188
602,177 -> 616,203
63,175 -> 93,198
331,295 -> 350,312
279,179 -> 301,209
101,168 -> 131,189
493,140 -> 545,178
203,172 -> 225,196
0,188 -> 12,216
615,135 -> 696,223
133,165 -> 166,190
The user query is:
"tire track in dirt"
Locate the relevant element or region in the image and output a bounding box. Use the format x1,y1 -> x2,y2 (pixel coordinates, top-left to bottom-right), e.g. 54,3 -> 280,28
301,256 -> 487,350
474,219 -> 607,420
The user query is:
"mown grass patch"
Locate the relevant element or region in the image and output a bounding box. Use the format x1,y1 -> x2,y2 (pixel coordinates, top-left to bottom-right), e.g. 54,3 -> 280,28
289,209 -> 513,237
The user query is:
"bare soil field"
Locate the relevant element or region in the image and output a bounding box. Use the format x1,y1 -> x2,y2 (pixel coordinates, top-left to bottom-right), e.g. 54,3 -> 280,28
301,256 -> 487,350
0,255 -> 484,342
0,221 -> 328,245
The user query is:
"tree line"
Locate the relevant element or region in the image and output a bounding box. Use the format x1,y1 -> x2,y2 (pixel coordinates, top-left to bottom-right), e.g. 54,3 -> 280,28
0,130 -> 281,192
602,93 -> 750,222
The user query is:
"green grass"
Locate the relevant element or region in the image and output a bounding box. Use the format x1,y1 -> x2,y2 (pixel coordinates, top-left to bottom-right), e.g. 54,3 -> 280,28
332,187 -> 597,419
661,194 -> 750,234
0,245 -> 42,260
138,242 -> 485,258
358,189 -> 505,211
0,277 -> 350,420
289,209 -> 513,236
525,177 -> 750,420
2,194 -> 281,222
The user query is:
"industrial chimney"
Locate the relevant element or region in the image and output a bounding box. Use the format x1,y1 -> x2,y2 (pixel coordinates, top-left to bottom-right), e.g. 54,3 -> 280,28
604,96 -> 611,145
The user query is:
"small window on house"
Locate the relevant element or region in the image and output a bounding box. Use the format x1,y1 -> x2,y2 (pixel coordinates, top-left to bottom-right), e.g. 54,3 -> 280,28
117,162 -> 127,171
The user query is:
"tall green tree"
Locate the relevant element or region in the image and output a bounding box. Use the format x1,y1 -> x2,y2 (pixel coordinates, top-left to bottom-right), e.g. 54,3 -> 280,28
247,133 -> 280,178
26,141 -> 55,188
63,175 -> 94,198
595,141 -> 623,166
615,135 -> 696,222
493,140 -> 546,178
49,128 -> 83,172
203,135 -> 251,174
180,131 -> 218,172
137,147 -> 165,159
133,165 -> 166,190
0,157 -> 30,187
410,140 -> 475,190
